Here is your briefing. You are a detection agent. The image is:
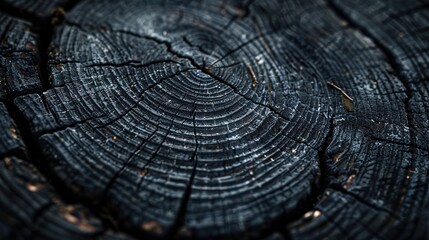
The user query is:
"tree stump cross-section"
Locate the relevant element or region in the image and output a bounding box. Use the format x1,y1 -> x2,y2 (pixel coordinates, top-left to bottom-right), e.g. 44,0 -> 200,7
0,0 -> 428,239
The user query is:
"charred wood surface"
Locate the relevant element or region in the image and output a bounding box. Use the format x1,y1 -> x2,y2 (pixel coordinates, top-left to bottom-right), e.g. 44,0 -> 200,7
0,0 -> 428,239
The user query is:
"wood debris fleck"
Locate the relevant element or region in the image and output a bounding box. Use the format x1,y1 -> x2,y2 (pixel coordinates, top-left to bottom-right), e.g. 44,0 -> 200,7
247,65 -> 257,88
142,220 -> 162,234
313,210 -> 321,218
9,128 -> 18,139
304,210 -> 322,219
3,157 -> 12,169
26,182 -> 43,192
343,174 -> 356,189
138,169 -> 148,177
327,81 -> 354,112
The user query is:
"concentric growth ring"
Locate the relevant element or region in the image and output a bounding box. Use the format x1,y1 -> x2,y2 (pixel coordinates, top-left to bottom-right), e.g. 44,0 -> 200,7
18,0 -> 333,238
4,0 -> 428,239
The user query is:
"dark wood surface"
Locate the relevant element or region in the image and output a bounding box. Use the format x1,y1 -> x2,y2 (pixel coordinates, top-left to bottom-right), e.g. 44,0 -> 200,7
0,0 -> 428,239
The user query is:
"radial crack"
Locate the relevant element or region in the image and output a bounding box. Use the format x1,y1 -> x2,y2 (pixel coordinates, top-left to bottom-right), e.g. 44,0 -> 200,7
208,29 -> 276,66
136,104 -> 184,192
199,69 -> 292,123
329,184 -> 400,219
171,96 -> 199,238
37,70 -> 187,137
104,27 -> 292,126
100,98 -> 185,205
325,0 -> 420,212
98,125 -> 159,206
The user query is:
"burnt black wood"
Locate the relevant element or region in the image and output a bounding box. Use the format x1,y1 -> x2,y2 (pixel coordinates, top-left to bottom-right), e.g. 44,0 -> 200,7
0,0 -> 428,239
0,11 -> 136,240
0,0 -> 76,19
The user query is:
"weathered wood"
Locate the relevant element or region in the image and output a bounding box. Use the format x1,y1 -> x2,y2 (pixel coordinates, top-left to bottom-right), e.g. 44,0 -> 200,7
0,11 -> 134,240
0,0 -> 76,19
0,13 -> 42,99
0,103 -> 137,239
0,0 -> 428,239
289,1 -> 429,239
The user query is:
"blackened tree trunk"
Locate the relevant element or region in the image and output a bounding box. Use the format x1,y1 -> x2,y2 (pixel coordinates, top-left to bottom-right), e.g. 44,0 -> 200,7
0,0 -> 428,239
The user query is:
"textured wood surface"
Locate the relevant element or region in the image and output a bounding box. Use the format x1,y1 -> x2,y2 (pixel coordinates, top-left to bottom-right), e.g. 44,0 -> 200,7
0,0 -> 428,239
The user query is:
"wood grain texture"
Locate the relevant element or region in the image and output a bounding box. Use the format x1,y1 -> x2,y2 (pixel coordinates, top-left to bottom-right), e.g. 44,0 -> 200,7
0,104 -> 136,240
0,13 -> 42,99
289,0 -> 429,239
0,11 -> 134,240
0,0 -> 76,19
0,0 -> 428,239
